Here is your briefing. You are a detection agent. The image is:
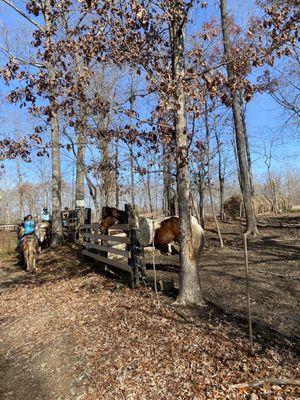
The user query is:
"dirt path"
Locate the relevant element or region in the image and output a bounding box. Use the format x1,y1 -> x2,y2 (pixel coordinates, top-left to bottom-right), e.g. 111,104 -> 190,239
0,308 -> 78,400
0,250 -> 87,400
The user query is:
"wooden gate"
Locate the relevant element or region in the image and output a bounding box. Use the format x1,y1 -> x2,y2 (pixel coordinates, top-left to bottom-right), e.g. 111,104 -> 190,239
82,204 -> 145,288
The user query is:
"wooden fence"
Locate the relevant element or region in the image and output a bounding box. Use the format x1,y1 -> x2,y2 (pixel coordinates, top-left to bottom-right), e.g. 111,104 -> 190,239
0,224 -> 18,231
82,204 -> 145,288
0,229 -> 17,252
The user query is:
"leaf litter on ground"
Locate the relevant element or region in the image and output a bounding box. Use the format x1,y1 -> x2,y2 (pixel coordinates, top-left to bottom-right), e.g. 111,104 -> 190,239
0,245 -> 299,400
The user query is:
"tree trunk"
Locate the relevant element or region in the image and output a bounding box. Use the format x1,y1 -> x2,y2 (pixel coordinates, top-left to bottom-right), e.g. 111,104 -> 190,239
129,78 -> 135,205
220,0 -> 258,235
42,0 -> 63,246
163,143 -> 174,216
130,143 -> 135,204
75,122 -> 86,241
170,4 -> 204,306
271,179 -> 278,214
240,92 -> 255,196
205,100 -> 224,248
50,111 -> 63,246
215,130 -> 225,220
17,156 -> 24,220
198,172 -> 205,228
101,138 -> 110,206
115,144 -> 120,208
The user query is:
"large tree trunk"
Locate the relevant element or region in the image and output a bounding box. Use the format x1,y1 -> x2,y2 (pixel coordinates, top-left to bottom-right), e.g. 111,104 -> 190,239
220,0 -> 258,235
171,4 -> 204,306
50,111 -> 63,245
43,0 -> 63,246
129,79 -> 135,205
239,93 -> 255,196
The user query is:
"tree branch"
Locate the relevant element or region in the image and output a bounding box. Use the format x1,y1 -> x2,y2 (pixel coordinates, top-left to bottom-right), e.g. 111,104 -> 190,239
0,0 -> 42,29
230,378 -> 300,390
0,43 -> 44,68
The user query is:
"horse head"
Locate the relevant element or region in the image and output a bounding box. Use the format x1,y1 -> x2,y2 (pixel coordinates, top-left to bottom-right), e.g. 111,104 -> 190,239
100,207 -> 127,233
100,216 -> 116,233
36,221 -> 50,244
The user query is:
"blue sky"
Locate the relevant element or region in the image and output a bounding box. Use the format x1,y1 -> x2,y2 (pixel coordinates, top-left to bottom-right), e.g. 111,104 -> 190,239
0,0 -> 299,191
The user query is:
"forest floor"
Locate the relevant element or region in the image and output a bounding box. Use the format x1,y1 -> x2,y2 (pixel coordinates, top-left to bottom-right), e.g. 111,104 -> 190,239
0,214 -> 299,399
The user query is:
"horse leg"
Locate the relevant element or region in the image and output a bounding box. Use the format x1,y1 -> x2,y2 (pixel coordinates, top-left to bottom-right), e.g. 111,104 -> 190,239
17,245 -> 23,265
24,251 -> 29,271
32,255 -> 36,273
28,252 -> 35,273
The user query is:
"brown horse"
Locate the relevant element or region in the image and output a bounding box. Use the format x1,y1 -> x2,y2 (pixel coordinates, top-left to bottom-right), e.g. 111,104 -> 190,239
100,207 -> 205,258
153,217 -> 180,254
20,235 -> 40,273
100,207 -> 127,233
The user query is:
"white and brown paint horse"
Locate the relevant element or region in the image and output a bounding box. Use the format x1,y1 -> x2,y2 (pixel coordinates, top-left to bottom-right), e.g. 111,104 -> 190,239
35,221 -> 51,249
100,207 -> 205,259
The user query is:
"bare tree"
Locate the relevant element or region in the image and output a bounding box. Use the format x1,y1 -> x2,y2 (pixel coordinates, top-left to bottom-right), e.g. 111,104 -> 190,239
215,130 -> 225,220
220,0 -> 258,235
170,2 -> 204,306
204,99 -> 224,248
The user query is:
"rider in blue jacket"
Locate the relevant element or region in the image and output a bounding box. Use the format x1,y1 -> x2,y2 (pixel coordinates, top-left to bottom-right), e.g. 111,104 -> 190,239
19,214 -> 36,241
25,215 -> 35,233
18,215 -> 36,259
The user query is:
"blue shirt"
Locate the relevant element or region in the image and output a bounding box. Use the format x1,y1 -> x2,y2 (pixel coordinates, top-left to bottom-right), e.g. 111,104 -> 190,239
24,220 -> 35,235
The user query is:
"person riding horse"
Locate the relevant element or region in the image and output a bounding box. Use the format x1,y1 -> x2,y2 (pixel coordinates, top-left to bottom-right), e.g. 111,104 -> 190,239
17,214 -> 37,260
19,215 -> 35,238
40,207 -> 51,222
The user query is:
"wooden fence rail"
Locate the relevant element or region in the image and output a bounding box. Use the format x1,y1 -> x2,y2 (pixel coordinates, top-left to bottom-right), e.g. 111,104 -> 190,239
82,204 -> 145,288
0,224 -> 18,231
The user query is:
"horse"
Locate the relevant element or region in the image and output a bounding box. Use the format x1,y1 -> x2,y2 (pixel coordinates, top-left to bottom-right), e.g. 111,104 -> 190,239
20,235 -> 39,273
36,221 -> 51,249
99,207 -> 205,259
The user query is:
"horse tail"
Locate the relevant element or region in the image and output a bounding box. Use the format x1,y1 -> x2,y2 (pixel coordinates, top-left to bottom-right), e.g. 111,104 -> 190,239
191,216 -> 205,261
197,226 -> 205,257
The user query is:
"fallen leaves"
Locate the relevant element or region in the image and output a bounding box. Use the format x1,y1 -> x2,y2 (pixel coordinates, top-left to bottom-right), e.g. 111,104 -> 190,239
0,245 -> 299,399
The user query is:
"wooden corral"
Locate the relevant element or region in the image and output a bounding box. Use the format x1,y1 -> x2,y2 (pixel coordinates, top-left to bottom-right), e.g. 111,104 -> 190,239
82,204 -> 145,288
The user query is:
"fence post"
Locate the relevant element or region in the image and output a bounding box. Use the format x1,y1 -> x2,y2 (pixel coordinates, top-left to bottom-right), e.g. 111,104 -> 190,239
100,206 -> 109,261
125,204 -> 146,288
